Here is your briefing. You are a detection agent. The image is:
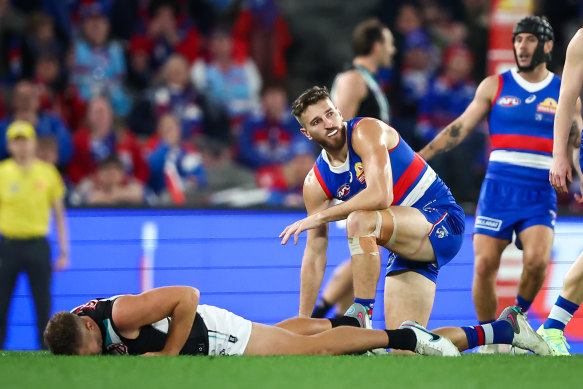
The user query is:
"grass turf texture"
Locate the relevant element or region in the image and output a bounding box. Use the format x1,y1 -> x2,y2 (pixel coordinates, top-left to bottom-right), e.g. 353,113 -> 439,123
1,352 -> 580,389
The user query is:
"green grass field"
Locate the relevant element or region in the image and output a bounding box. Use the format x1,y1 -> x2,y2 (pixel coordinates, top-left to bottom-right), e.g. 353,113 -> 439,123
1,352 -> 581,389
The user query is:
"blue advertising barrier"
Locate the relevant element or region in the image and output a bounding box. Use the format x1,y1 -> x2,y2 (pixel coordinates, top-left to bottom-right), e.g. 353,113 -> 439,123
4,209 -> 583,353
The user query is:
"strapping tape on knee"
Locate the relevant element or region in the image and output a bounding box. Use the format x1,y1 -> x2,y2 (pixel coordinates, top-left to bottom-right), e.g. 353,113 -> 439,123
348,234 -> 379,256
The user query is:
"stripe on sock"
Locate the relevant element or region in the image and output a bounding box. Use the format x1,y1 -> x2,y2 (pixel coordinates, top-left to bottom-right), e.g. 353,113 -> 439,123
483,323 -> 494,344
475,325 -> 485,345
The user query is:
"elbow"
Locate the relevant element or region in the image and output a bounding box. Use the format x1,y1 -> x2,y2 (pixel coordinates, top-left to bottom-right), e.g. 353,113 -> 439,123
373,192 -> 393,210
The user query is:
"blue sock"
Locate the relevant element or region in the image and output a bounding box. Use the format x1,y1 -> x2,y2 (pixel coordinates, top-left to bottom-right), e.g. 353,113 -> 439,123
515,295 -> 533,312
461,321 -> 514,349
354,298 -> 375,317
478,320 -> 494,325
544,296 -> 580,331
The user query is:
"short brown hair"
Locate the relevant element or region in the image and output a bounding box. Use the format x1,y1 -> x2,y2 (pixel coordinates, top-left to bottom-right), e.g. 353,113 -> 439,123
44,311 -> 83,355
352,18 -> 387,56
291,86 -> 331,122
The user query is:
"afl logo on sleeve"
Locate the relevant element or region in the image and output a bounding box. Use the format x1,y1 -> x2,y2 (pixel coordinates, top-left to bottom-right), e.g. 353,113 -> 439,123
498,96 -> 521,107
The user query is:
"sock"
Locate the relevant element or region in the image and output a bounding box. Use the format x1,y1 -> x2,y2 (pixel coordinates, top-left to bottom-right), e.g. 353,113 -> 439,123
311,299 -> 333,318
478,320 -> 494,325
329,316 -> 360,328
354,298 -> 375,318
515,295 -> 533,312
461,321 -> 514,349
544,296 -> 580,331
385,329 -> 416,351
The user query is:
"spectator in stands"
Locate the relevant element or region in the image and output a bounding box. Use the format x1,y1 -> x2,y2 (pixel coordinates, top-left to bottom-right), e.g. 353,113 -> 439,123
416,44 -> 485,202
0,80 -> 73,167
21,12 -> 64,78
35,53 -> 86,130
70,1 -> 131,116
129,54 -> 230,144
36,135 -> 59,166
238,84 -> 315,205
0,0 -> 26,82
191,27 -> 262,131
232,0 -> 292,83
68,96 -> 148,185
125,35 -> 153,93
144,0 -> 200,69
145,113 -> 207,205
73,155 -> 145,206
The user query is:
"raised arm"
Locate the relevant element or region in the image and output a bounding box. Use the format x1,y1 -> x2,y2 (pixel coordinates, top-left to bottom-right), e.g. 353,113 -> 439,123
331,71 -> 368,120
550,28 -> 583,193
297,172 -> 331,317
111,286 -> 200,356
418,75 -> 498,160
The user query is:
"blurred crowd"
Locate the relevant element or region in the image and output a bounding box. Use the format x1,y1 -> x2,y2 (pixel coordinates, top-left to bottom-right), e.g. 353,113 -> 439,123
0,0 -> 581,209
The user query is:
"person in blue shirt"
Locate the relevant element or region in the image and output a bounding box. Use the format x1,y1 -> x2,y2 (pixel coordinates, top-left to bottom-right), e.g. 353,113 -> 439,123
0,80 -> 72,167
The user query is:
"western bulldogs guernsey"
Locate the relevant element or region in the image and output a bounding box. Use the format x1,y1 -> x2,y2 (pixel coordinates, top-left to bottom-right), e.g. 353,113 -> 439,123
474,68 -> 559,239
487,68 -> 560,184
313,117 -> 450,208
313,117 -> 465,282
72,297 -> 209,355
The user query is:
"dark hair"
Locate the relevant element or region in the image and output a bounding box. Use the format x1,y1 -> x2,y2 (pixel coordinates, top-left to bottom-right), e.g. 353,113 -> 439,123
291,86 -> 330,121
352,18 -> 387,56
44,311 -> 83,355
98,155 -> 124,170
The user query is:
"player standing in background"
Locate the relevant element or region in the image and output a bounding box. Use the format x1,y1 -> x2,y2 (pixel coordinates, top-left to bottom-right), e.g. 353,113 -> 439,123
280,87 -> 465,356
312,18 -> 396,319
418,16 -> 583,352
538,27 -> 583,356
0,121 -> 68,350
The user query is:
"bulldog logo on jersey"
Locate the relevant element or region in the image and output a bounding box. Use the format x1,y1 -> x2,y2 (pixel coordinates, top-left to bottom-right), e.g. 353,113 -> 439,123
354,163 -> 366,184
337,184 -> 350,199
536,98 -> 557,114
498,96 -> 521,107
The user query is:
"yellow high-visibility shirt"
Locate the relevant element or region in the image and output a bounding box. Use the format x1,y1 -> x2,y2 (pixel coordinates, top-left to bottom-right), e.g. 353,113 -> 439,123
0,159 -> 65,238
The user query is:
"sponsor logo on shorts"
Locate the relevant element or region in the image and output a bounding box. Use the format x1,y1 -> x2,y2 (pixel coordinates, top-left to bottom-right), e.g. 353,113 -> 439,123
436,226 -> 449,239
475,216 -> 503,231
229,335 -> 238,343
337,184 -> 350,198
498,96 -> 521,107
536,98 -> 557,114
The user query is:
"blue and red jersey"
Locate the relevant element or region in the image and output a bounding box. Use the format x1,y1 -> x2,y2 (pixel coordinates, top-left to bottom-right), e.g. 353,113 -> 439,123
313,117 -> 451,208
487,68 -> 560,185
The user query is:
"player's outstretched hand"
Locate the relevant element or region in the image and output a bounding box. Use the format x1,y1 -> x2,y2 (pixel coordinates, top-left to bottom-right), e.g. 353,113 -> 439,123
280,214 -> 324,245
549,154 -> 572,194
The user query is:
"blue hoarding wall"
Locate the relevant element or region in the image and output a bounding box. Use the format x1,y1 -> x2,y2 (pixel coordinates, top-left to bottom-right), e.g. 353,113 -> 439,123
4,209 -> 583,352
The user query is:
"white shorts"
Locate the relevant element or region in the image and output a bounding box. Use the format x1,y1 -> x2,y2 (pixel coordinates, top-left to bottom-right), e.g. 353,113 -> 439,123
197,304 -> 252,356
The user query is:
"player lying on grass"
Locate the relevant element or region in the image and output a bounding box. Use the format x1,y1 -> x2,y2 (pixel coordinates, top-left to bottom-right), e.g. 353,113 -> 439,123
43,286 -> 550,356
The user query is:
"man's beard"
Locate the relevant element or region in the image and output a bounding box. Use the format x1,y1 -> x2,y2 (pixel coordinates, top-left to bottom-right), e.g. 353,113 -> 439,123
314,123 -> 346,151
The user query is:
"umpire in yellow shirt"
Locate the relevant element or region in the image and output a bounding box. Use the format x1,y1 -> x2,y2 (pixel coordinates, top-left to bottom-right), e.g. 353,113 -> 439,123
0,120 -> 68,350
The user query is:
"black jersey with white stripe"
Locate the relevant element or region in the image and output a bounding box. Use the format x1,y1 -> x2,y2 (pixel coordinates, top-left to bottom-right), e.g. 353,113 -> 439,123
72,296 -> 209,355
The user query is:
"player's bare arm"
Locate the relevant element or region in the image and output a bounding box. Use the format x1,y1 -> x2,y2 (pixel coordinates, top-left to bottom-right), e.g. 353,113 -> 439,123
418,75 -> 498,161
52,198 -> 69,270
550,28 -> 583,193
332,71 -> 368,119
112,286 -> 200,356
296,171 -> 331,316
280,119 -> 397,244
